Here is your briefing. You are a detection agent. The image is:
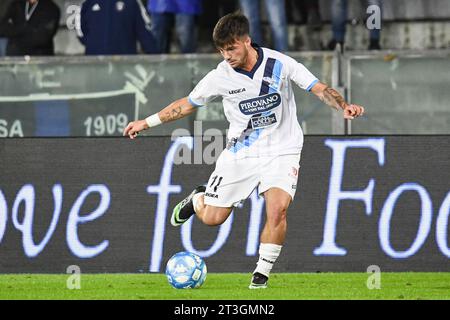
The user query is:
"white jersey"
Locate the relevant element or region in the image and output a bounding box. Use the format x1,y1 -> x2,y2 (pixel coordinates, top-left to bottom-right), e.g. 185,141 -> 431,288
188,45 -> 319,159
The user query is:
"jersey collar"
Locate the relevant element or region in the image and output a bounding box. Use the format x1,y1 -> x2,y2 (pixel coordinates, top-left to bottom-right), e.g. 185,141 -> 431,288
233,43 -> 264,79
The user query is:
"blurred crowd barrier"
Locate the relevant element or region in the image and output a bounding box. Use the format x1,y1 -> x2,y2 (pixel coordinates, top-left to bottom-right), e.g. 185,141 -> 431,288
0,50 -> 449,137
347,51 -> 450,134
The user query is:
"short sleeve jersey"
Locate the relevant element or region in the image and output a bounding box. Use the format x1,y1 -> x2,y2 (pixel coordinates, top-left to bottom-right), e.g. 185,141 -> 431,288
188,45 -> 319,159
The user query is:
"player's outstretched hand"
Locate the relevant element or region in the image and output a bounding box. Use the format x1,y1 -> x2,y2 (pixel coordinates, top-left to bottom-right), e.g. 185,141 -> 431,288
343,104 -> 365,120
123,120 -> 148,139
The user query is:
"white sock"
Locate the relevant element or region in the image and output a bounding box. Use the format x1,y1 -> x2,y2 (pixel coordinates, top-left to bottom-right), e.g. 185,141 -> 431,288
192,192 -> 204,214
253,243 -> 282,278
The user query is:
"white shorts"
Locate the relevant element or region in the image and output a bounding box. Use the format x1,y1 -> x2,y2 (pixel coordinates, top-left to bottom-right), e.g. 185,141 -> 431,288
203,152 -> 301,208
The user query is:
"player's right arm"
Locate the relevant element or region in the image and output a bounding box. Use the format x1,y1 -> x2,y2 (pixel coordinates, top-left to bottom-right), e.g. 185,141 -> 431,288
123,96 -> 196,139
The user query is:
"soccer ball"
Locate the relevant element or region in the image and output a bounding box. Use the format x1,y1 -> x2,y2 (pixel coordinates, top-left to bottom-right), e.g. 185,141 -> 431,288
165,251 -> 207,289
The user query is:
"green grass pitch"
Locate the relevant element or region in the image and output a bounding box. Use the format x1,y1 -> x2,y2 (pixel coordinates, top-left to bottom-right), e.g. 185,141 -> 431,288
0,273 -> 449,300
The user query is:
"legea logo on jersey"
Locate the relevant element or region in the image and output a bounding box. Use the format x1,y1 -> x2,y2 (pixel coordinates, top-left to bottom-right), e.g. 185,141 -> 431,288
238,93 -> 281,115
229,88 -> 246,95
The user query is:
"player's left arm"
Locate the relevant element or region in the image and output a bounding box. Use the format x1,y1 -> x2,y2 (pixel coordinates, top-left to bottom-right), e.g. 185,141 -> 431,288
310,81 -> 364,120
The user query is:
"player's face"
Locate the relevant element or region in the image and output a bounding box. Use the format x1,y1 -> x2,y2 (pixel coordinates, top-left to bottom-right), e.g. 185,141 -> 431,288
219,37 -> 251,69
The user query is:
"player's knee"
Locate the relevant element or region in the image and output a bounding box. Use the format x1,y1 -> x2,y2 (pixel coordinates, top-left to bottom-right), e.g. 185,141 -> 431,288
266,208 -> 287,227
268,201 -> 289,214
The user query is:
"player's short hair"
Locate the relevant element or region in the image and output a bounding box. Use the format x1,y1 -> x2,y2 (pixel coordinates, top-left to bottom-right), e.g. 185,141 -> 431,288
213,11 -> 250,49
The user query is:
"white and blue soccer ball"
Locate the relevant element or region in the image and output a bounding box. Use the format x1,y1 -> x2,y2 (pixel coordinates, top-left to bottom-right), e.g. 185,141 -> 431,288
165,251 -> 207,289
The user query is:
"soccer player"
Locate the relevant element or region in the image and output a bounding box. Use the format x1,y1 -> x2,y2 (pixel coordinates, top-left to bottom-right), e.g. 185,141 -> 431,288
124,12 -> 364,289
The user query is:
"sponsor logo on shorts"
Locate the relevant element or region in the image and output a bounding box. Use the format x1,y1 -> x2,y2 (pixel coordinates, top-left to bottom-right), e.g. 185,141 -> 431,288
205,192 -> 219,199
288,167 -> 299,178
238,93 -> 281,115
292,184 -> 297,190
251,114 -> 277,129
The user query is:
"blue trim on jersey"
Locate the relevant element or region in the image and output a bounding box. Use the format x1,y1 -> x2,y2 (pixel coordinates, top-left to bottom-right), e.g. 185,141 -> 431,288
228,129 -> 262,153
269,60 -> 283,93
233,45 -> 264,79
188,96 -> 204,108
259,58 -> 276,96
306,79 -> 319,92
